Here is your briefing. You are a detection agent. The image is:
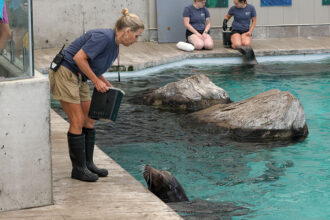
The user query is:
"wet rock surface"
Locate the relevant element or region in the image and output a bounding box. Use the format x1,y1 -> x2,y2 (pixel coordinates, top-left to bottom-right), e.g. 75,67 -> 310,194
183,89 -> 309,141
130,74 -> 231,113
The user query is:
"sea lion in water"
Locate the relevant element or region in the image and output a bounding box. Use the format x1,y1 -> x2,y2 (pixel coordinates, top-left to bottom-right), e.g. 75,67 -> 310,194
143,165 -> 189,203
143,165 -> 250,219
236,46 -> 258,65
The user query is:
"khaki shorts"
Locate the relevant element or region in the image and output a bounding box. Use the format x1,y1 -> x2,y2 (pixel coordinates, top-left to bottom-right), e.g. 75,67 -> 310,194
49,65 -> 91,104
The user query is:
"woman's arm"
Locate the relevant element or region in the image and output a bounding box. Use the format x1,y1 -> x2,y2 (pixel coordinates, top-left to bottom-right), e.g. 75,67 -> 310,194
184,17 -> 203,38
247,17 -> 257,36
99,75 -> 113,87
223,14 -> 232,31
224,14 -> 232,21
202,18 -> 211,39
204,18 -> 211,34
73,49 -> 109,93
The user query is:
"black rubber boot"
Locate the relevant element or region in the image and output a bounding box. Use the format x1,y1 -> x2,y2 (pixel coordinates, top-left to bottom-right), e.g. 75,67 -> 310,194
83,127 -> 109,177
67,133 -> 99,182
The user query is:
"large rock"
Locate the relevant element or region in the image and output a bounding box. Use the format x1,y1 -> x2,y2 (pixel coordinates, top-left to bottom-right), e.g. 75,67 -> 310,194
132,74 -> 230,112
184,89 -> 308,141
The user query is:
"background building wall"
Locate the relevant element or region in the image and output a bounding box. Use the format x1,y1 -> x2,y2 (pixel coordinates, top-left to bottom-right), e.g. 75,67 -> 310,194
33,0 -> 330,49
207,0 -> 330,26
33,0 -> 149,49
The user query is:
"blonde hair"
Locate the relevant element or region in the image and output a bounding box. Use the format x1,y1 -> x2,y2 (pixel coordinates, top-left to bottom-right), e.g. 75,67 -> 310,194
115,8 -> 145,32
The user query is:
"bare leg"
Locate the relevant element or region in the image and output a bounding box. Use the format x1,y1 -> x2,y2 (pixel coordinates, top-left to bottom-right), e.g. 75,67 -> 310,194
80,100 -> 95,129
0,24 -> 11,50
188,34 -> 204,50
61,100 -> 99,182
241,33 -> 252,47
60,100 -> 85,135
203,34 -> 214,50
231,33 -> 242,49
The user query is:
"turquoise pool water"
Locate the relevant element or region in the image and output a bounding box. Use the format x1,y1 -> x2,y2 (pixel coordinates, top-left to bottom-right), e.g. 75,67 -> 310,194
96,56 -> 330,219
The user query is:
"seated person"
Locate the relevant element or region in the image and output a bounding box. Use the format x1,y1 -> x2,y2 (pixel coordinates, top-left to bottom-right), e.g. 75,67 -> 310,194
183,0 -> 214,50
223,0 -> 256,49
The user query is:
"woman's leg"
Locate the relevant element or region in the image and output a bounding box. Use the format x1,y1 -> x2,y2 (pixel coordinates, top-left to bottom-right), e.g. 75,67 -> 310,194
203,34 -> 214,50
60,100 -> 85,134
0,23 -> 11,50
241,33 -> 252,47
231,33 -> 242,49
188,34 -> 205,50
60,100 -> 99,182
80,100 -> 109,177
80,100 -> 95,129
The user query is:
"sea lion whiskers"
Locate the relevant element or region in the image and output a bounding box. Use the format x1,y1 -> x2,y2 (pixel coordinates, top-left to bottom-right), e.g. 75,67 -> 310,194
143,165 -> 153,189
139,164 -> 146,173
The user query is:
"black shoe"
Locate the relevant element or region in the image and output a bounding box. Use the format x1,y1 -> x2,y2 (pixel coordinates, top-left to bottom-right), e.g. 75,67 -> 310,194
83,127 -> 109,177
67,133 -> 99,182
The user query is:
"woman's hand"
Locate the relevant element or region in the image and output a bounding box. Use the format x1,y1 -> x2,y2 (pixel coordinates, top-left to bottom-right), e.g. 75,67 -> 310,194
202,32 -> 208,40
99,75 -> 113,87
197,32 -> 204,40
73,49 -> 110,93
223,19 -> 228,31
246,31 -> 252,37
93,78 -> 109,93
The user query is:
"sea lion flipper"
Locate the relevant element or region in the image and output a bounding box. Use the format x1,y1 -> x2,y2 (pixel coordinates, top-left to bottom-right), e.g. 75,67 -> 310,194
236,46 -> 258,65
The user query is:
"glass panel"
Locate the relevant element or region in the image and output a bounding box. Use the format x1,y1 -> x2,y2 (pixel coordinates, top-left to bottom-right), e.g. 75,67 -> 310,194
0,0 -> 33,81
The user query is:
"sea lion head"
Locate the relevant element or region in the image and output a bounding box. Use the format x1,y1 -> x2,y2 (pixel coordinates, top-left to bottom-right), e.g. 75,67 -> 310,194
143,165 -> 189,203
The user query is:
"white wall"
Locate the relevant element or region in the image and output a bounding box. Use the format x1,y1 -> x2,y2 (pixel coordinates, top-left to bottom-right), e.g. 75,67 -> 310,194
148,0 -> 330,28
207,0 -> 330,27
33,0 -> 149,49
0,72 -> 52,212
33,0 -> 330,48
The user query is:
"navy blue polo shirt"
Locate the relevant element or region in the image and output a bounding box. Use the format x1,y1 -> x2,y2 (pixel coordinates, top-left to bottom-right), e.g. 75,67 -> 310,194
229,4 -> 256,32
183,4 -> 210,32
62,29 -> 118,81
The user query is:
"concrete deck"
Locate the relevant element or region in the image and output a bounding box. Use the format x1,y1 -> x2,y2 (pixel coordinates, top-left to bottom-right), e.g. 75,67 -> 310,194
0,110 -> 182,220
34,37 -> 330,74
